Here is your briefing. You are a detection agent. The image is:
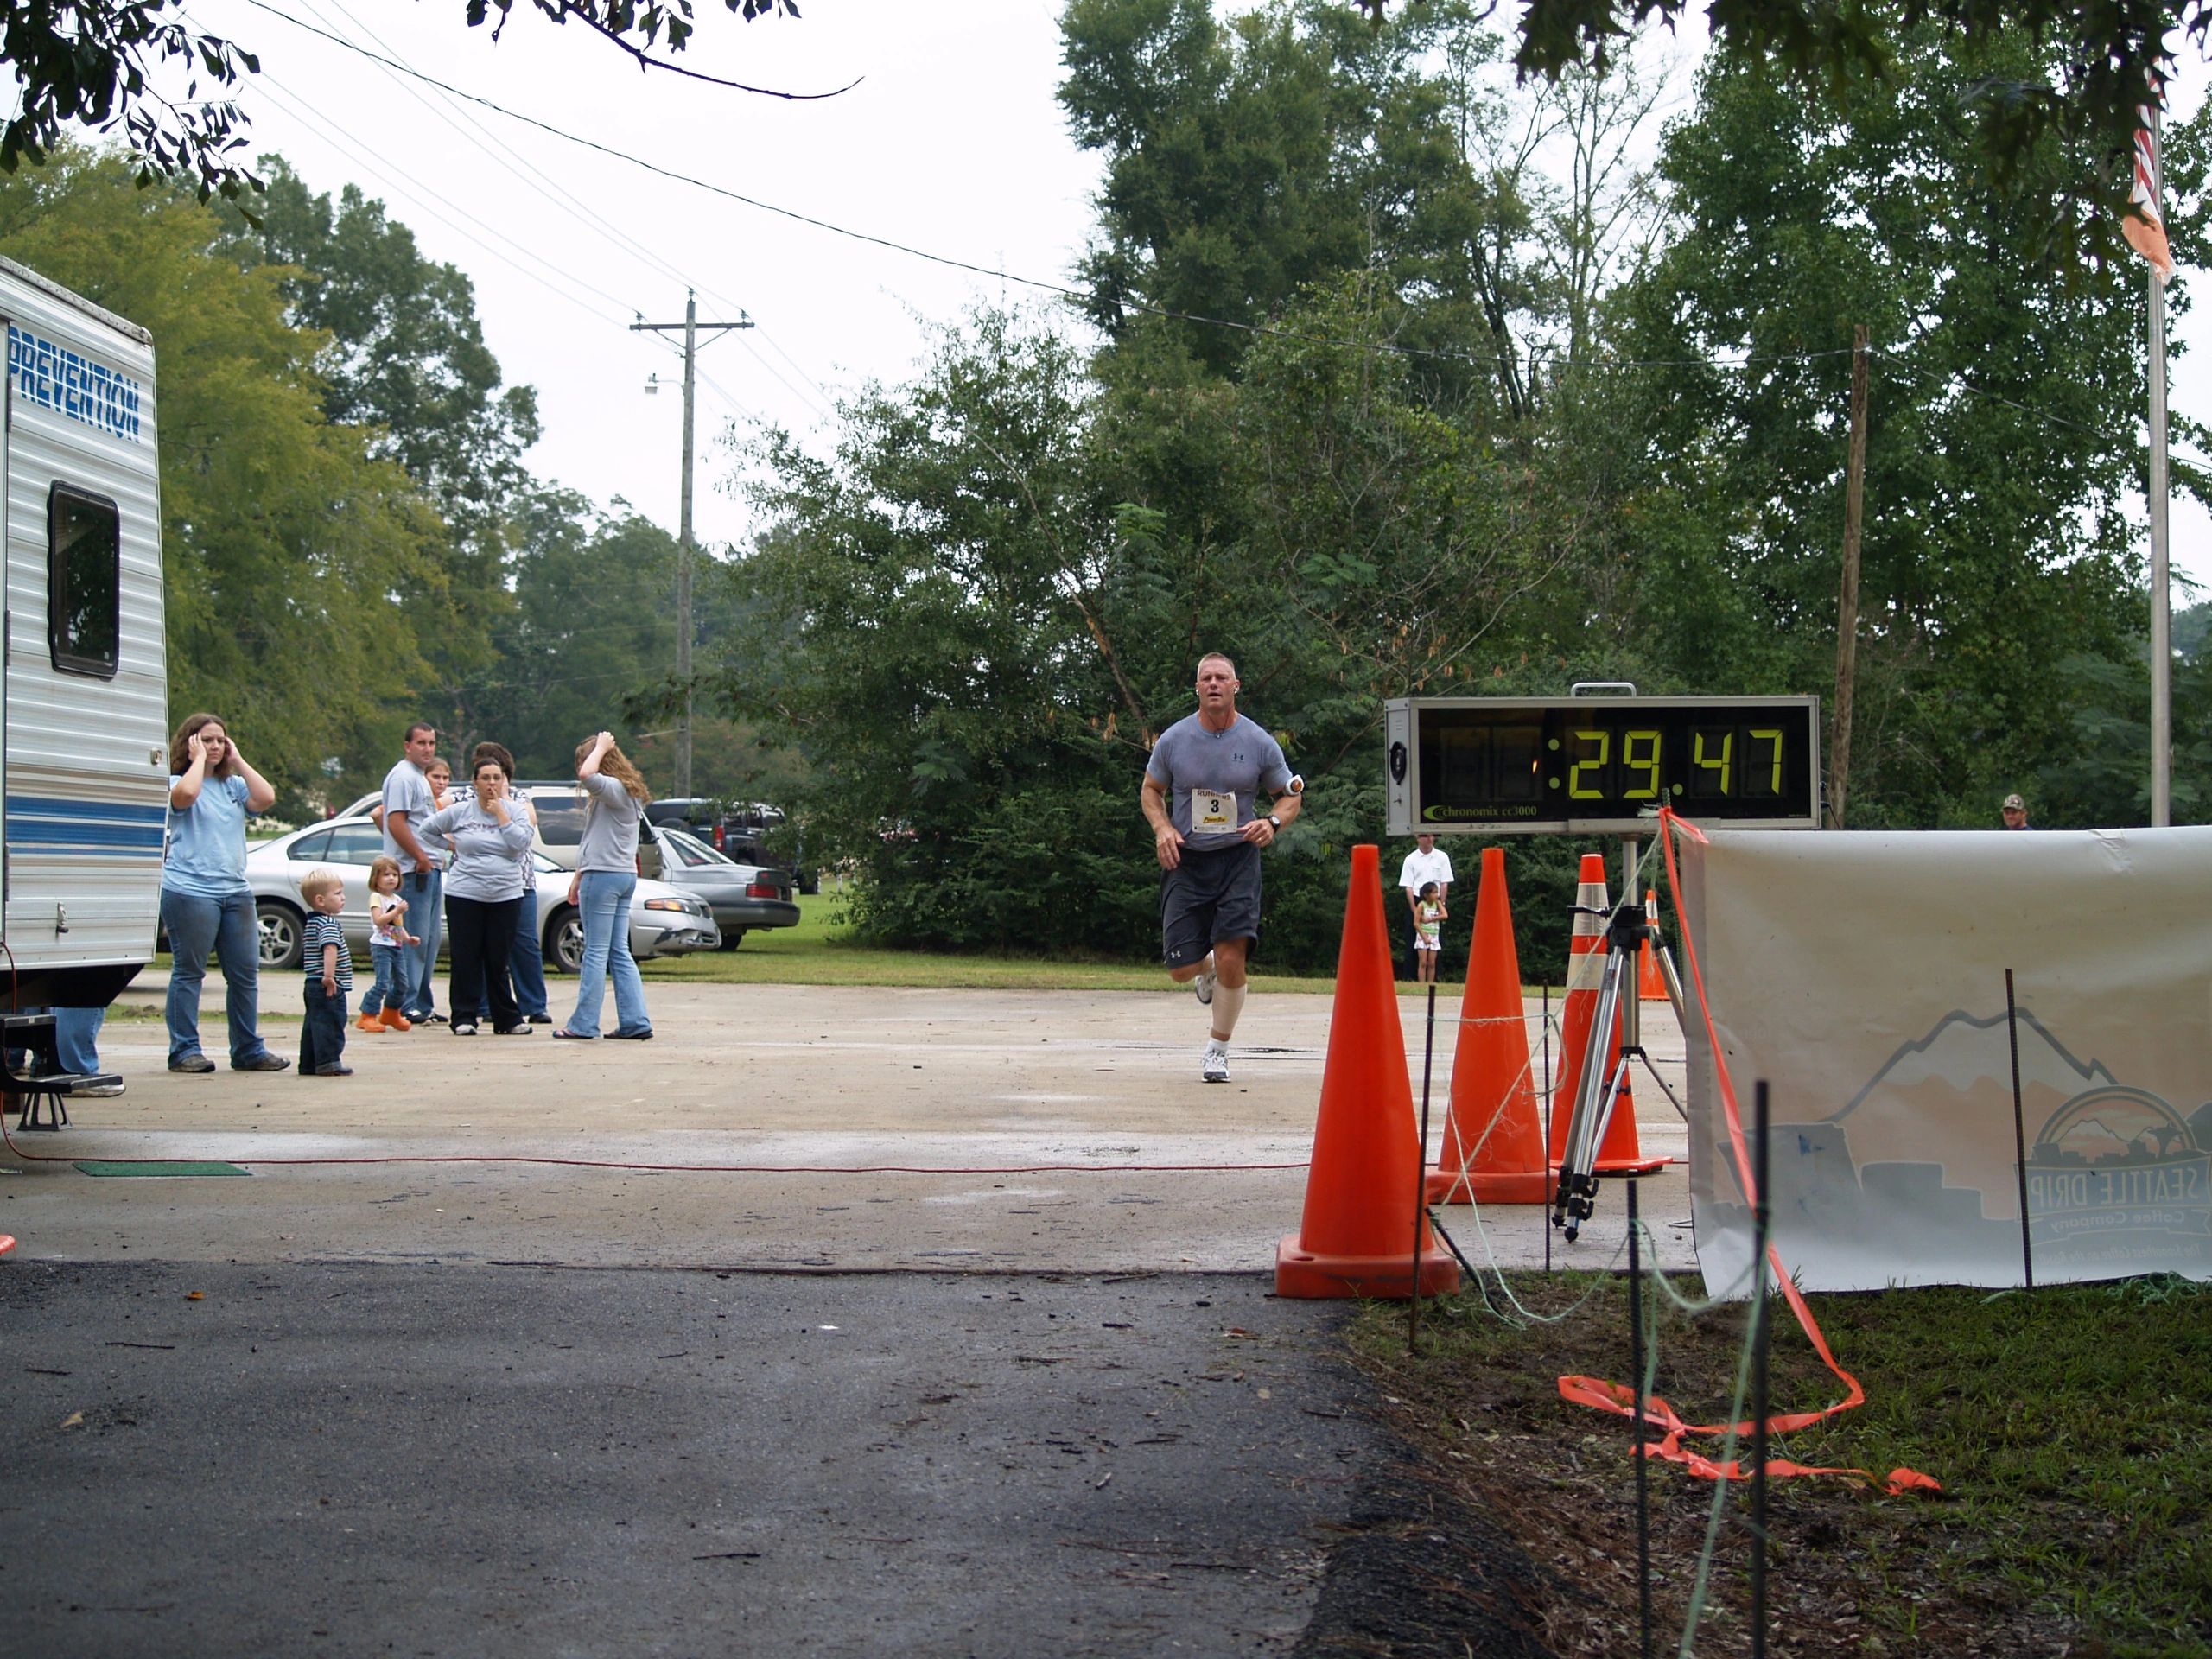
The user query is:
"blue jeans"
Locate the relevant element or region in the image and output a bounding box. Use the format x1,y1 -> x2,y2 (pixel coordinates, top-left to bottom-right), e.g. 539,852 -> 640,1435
497,892 -> 549,1019
365,944 -> 407,1017
161,886 -> 273,1065
54,1007 -> 106,1074
399,868 -> 443,1016
301,977 -> 347,1071
565,870 -> 649,1037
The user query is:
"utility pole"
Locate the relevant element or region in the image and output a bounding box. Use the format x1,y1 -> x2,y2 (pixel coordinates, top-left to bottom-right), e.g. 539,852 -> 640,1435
1828,324 -> 1870,830
632,290 -> 752,798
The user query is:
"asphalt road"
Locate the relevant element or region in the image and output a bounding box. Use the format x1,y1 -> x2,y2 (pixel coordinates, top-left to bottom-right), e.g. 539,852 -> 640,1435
1,1262 -> 1369,1657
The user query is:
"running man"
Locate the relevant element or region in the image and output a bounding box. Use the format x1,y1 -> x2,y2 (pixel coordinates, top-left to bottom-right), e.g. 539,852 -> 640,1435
1141,652 -> 1304,1083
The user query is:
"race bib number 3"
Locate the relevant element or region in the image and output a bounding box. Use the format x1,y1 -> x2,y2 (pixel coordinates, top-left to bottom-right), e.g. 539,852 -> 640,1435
1191,789 -> 1236,833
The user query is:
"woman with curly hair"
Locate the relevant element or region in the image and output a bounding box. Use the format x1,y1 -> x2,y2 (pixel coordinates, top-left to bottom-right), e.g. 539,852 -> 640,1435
555,731 -> 656,1040
161,713 -> 288,1073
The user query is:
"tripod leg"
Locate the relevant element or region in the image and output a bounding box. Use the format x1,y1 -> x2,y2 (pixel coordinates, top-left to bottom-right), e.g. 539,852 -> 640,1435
1632,1051 -> 1689,1122
1554,947 -> 1630,1228
1656,940 -> 1689,1027
1565,1055 -> 1636,1241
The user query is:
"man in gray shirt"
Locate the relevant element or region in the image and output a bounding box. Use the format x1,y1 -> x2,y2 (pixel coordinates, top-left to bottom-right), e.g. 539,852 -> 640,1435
379,721 -> 445,1025
1141,652 -> 1303,1083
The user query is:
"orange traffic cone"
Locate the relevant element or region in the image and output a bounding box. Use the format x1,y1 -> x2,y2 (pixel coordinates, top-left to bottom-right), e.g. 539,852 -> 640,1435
1427,848 -> 1549,1205
1548,855 -> 1666,1176
1277,844 -> 1460,1299
1637,889 -> 1668,1001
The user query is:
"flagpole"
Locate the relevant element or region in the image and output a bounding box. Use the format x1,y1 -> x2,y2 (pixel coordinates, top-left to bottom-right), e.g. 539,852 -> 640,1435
2151,248 -> 2171,827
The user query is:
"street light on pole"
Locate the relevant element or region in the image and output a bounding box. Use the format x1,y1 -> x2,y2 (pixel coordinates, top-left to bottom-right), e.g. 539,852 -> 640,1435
632,291 -> 752,798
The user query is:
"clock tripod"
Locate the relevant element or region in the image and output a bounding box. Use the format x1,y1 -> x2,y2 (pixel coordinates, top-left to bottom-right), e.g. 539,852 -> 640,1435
1550,866 -> 1689,1243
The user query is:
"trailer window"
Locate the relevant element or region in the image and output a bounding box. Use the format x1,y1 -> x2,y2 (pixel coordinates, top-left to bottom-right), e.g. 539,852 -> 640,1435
48,485 -> 121,679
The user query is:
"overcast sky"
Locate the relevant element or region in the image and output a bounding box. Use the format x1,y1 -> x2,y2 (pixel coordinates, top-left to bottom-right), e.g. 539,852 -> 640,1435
172,0 -> 2212,599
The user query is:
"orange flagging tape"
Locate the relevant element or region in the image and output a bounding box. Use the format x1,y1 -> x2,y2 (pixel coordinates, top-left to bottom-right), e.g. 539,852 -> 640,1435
1548,808 -> 1939,1495
1554,1375 -> 1940,1495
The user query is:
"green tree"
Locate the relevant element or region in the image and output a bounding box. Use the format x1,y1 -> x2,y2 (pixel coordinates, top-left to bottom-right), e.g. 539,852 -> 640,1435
1599,22 -> 2204,824
722,308 -> 1173,954
0,143 -> 442,803
221,160 -> 540,735
460,486 -> 677,779
236,160 -> 539,546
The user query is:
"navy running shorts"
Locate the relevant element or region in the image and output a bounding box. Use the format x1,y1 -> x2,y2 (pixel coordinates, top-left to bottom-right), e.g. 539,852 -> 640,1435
1160,841 -> 1262,969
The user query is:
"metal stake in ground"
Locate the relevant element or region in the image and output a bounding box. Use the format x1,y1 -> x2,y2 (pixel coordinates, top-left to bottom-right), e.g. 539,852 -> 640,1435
1751,1080 -> 1771,1659
1411,982 -> 1439,1355
1629,1178 -> 1651,1659
2005,968 -> 2035,1291
1541,983 -> 1552,1275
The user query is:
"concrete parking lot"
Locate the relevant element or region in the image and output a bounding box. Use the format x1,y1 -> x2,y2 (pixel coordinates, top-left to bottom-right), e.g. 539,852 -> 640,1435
3,973 -> 1695,1275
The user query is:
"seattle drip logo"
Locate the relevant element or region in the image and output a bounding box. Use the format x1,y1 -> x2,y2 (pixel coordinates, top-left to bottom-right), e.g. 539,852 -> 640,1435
2029,1085 -> 2210,1267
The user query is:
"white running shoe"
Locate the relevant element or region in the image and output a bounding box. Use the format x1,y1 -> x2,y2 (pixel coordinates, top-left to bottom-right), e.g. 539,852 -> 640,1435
1202,1042 -> 1230,1084
1193,955 -> 1217,1006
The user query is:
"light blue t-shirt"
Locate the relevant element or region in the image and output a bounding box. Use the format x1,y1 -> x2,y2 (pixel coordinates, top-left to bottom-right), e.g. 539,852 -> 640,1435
162,773 -> 251,897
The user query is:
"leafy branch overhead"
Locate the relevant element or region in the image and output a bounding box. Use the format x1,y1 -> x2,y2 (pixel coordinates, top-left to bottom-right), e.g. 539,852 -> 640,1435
0,0 -> 804,200
1513,0 -> 2204,243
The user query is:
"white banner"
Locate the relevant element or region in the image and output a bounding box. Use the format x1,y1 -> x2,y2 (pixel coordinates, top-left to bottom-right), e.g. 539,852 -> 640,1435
1676,826 -> 2212,1294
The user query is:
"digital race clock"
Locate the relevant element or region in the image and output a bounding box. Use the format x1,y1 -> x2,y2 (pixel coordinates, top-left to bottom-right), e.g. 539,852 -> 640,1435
1383,696 -> 1822,835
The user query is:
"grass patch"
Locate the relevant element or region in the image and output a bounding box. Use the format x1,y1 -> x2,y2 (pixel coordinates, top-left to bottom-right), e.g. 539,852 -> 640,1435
1348,1271 -> 2212,1657
637,893 -> 1341,992
134,896 -> 1566,995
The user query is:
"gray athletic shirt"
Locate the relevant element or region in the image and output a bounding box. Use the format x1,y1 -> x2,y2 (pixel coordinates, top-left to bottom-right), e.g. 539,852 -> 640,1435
379,757 -> 435,873
576,773 -> 643,873
1147,712 -> 1294,853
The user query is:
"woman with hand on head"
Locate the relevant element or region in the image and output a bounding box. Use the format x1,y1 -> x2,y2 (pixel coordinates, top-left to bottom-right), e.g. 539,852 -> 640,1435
415,747 -> 536,1037
161,713 -> 288,1073
556,731 -> 654,1040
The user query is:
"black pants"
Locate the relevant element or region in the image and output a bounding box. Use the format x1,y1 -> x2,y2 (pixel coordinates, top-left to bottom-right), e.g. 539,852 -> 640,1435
301,978 -> 348,1072
445,894 -> 523,1029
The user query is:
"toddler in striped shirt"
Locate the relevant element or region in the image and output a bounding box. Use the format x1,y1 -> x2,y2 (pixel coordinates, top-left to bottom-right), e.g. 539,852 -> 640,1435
300,868 -> 354,1077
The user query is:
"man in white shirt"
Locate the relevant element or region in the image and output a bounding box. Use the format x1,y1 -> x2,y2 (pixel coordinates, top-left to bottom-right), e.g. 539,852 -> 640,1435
1397,831 -> 1454,931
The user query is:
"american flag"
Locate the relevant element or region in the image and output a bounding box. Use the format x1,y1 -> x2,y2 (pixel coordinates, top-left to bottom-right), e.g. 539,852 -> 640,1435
2124,73 -> 2175,278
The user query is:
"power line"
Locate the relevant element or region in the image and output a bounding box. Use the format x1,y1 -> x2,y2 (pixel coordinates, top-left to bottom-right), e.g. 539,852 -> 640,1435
288,1 -> 844,435
239,0 -> 1911,383
307,0 -> 715,307
234,67 -> 635,327
232,0 -> 2155,469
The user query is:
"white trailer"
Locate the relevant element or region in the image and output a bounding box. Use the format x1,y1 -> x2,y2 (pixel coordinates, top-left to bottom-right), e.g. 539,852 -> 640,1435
0,257 -> 168,1008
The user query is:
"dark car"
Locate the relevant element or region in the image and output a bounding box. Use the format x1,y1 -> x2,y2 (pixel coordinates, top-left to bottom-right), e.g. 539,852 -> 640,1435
644,798 -> 817,894
652,827 -> 802,948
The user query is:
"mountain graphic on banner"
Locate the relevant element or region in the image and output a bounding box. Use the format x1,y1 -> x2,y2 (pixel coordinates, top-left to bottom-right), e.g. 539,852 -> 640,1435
1832,1007 -> 2115,1122
1818,1008 -> 2119,1212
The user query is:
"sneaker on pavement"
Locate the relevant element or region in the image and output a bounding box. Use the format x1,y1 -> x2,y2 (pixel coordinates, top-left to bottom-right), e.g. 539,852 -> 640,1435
1201,1042 -> 1230,1084
232,1054 -> 291,1073
416,1013 -> 448,1026
313,1064 -> 354,1077
168,1054 -> 216,1074
73,1079 -> 126,1098
1193,956 -> 1217,1007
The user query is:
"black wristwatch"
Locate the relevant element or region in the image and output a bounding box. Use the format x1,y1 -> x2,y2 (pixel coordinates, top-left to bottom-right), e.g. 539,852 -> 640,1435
1266,813 -> 1281,830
